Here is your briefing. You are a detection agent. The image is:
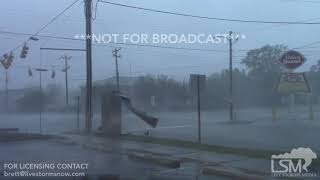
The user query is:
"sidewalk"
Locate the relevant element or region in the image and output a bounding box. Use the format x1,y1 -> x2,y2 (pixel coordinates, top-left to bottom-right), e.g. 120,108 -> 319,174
54,132 -> 273,179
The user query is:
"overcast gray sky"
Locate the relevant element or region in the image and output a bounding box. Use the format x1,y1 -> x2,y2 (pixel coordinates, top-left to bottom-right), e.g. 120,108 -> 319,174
1,0 -> 320,90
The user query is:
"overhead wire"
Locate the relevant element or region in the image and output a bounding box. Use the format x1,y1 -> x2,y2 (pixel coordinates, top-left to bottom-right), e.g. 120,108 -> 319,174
99,0 -> 320,25
1,0 -> 81,55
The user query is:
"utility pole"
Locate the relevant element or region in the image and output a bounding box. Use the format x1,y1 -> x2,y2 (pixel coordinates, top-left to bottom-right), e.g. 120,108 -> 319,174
39,70 -> 42,134
5,70 -> 8,111
196,76 -> 201,144
228,31 -> 234,121
112,48 -> 121,92
77,96 -> 80,130
60,55 -> 72,105
85,0 -> 92,132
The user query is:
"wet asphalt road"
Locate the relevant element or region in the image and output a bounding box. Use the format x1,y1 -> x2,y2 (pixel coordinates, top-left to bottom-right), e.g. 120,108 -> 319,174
0,140 -> 230,180
1,106 -> 319,152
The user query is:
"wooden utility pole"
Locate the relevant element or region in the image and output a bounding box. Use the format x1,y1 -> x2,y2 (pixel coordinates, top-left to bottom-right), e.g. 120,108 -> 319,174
112,48 -> 121,92
77,96 -> 80,130
5,70 -> 8,111
229,31 -> 234,121
60,55 -> 72,105
196,76 -> 201,144
85,0 -> 93,132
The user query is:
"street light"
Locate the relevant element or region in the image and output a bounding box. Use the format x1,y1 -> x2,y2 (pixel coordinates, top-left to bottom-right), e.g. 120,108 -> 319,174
29,37 -> 39,41
35,68 -> 48,134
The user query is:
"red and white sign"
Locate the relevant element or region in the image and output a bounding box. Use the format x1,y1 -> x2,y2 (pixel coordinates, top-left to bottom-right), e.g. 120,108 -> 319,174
279,50 -> 306,70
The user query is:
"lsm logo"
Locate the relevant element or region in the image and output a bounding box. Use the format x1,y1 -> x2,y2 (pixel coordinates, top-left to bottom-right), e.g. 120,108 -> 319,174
271,147 -> 317,177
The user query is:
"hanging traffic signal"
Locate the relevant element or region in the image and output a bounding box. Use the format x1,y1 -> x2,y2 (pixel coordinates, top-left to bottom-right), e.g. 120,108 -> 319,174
1,54 -> 8,69
51,70 -> 55,79
28,67 -> 33,77
20,43 -> 29,59
3,53 -> 8,59
8,52 -> 14,61
1,52 -> 14,69
0,59 -> 5,69
1,58 -> 12,69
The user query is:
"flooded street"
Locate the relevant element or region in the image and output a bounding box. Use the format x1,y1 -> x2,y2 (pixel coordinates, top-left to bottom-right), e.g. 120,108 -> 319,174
2,105 -> 320,152
0,140 -> 159,179
0,139 -> 231,180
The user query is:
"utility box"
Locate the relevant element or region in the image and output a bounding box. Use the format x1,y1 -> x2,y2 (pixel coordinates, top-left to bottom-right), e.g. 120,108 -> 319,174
101,91 -> 121,136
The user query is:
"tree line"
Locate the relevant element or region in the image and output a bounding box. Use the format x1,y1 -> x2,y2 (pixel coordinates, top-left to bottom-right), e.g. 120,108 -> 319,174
14,44 -> 320,112
128,44 -> 320,111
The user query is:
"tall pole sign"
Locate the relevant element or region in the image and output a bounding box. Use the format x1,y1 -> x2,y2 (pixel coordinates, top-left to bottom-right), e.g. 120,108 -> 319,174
190,74 -> 206,144
277,50 -> 309,92
277,50 -> 309,119
278,50 -> 306,70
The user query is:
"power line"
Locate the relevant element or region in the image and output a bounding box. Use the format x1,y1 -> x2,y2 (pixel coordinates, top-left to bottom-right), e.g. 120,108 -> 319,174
103,41 -> 230,53
244,17 -> 320,34
33,0 -> 81,36
293,40 -> 320,50
2,0 -> 81,54
99,0 -> 320,25
0,30 -> 83,42
2,30 -> 320,55
279,0 -> 320,4
14,64 -> 63,71
0,30 -> 231,53
40,47 -> 86,51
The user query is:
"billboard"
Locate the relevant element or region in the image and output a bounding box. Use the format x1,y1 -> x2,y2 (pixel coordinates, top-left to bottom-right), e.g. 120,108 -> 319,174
276,72 -> 310,93
278,50 -> 306,70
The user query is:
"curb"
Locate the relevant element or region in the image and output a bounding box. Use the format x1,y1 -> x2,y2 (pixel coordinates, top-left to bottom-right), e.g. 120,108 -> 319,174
121,134 -> 281,159
202,166 -> 266,180
128,152 -> 181,168
0,132 -> 54,142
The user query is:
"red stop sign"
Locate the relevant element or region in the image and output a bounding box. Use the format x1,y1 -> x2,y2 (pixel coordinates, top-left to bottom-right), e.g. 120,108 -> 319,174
279,50 -> 306,70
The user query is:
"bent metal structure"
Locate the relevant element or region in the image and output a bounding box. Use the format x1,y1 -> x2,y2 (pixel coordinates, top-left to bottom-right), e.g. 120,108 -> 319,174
100,92 -> 158,136
119,94 -> 159,128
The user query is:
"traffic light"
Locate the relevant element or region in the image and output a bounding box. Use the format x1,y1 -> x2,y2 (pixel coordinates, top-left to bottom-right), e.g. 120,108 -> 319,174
1,58 -> 12,69
20,43 -> 29,59
51,70 -> 55,79
1,52 -> 13,69
28,67 -> 33,77
0,60 -> 5,69
8,52 -> 14,61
